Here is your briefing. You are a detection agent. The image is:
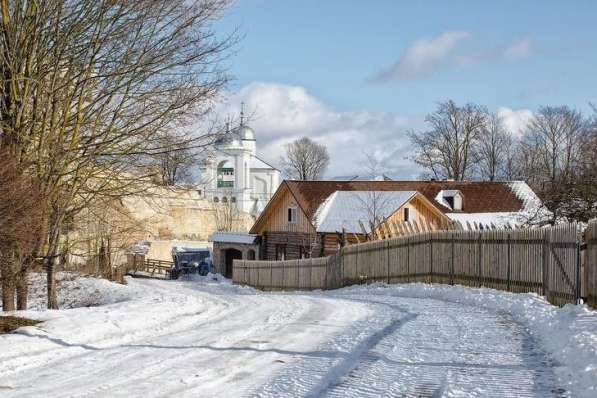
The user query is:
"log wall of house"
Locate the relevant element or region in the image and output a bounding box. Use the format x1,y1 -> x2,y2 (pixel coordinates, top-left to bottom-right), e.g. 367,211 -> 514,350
262,231 -> 318,260
320,232 -> 365,257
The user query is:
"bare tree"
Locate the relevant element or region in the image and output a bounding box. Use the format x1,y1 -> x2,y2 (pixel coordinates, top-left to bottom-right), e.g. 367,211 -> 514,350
353,152 -> 394,239
0,150 -> 41,311
0,0 -> 235,308
521,106 -> 585,184
475,112 -> 514,181
409,100 -> 487,181
518,106 -> 588,222
152,135 -> 199,186
212,196 -> 240,232
280,137 -> 329,180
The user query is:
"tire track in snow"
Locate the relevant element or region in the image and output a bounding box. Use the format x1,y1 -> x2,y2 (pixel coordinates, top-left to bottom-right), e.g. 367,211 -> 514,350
251,294 -> 568,398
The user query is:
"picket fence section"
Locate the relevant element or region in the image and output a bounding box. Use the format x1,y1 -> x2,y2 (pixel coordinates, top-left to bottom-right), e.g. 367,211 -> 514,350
234,223 -> 585,306
586,219 -> 597,308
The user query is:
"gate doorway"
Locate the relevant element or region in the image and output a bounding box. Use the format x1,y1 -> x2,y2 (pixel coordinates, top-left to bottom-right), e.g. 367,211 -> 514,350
223,248 -> 243,279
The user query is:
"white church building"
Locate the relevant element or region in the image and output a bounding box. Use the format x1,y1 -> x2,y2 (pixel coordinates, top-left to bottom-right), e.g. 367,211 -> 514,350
198,113 -> 281,217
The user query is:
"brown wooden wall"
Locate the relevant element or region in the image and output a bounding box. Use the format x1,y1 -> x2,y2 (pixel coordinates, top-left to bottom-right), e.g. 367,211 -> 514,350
320,232 -> 365,257
262,231 -> 317,260
252,185 -> 315,235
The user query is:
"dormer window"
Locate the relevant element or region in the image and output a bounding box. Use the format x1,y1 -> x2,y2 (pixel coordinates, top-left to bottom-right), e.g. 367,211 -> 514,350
437,190 -> 463,211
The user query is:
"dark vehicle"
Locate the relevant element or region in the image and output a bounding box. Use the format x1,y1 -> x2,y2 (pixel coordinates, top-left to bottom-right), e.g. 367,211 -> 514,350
170,247 -> 213,279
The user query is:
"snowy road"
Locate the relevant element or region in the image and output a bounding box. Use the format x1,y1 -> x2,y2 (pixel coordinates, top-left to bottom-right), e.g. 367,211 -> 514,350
0,277 -> 590,397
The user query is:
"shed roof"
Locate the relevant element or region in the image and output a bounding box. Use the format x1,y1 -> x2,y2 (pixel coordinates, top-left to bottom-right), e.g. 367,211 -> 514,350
209,232 -> 258,245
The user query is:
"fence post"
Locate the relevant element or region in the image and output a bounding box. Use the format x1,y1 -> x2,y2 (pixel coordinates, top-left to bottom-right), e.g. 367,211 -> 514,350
429,233 -> 434,283
577,236 -> 582,304
270,259 -> 274,290
406,236 -> 410,283
323,255 -> 328,289
256,260 -> 260,289
356,244 -> 359,281
477,232 -> 483,287
507,232 -> 511,292
340,247 -> 345,287
386,240 -> 390,284
450,232 -> 454,286
542,230 -> 549,298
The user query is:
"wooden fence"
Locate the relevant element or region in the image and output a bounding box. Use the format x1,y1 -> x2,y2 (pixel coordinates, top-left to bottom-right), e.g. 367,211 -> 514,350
234,223 -> 585,307
126,255 -> 173,279
586,219 -> 597,308
233,254 -> 341,291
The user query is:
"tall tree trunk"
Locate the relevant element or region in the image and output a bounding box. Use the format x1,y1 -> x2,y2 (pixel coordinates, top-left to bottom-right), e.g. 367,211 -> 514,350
1,262 -> 16,312
16,266 -> 28,310
46,256 -> 58,310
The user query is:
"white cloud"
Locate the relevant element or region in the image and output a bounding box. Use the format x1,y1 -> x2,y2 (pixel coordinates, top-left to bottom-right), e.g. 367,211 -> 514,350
215,83 -> 535,179
374,33 -> 534,82
503,38 -> 533,60
216,82 -> 424,178
373,31 -> 471,82
497,106 -> 534,136
456,37 -> 534,66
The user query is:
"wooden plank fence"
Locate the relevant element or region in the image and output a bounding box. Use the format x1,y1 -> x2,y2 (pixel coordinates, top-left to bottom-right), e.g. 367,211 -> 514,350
586,219 -> 597,308
234,222 -> 587,307
126,256 -> 173,279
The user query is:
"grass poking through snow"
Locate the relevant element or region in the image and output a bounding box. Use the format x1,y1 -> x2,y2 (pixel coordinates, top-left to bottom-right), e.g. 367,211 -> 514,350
0,316 -> 40,334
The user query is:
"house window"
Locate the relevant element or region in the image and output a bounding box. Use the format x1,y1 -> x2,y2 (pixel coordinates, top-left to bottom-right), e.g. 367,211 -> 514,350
404,207 -> 410,222
287,207 -> 297,224
213,197 -> 219,203
222,197 -> 228,203
231,197 -> 236,203
275,244 -> 286,260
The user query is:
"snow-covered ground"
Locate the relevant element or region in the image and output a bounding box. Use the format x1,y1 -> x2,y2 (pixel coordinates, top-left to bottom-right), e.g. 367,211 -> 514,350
1,275 -> 596,397
0,272 -> 131,311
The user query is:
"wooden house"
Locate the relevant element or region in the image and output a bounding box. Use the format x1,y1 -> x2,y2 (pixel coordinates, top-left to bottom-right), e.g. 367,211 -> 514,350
249,180 -> 539,260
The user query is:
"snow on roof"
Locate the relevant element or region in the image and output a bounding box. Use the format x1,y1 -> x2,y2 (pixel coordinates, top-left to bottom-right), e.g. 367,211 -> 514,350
314,190 -> 417,233
443,182 -> 551,227
446,212 -> 521,229
507,181 -> 552,225
435,189 -> 462,209
508,181 -> 543,213
209,231 -> 258,245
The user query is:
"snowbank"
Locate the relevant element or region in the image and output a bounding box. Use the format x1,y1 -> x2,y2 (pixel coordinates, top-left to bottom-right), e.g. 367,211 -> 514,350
336,283 -> 597,398
0,272 -> 132,311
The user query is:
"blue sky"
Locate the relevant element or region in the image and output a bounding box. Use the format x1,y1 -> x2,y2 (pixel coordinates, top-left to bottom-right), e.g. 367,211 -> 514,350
214,1 -> 597,177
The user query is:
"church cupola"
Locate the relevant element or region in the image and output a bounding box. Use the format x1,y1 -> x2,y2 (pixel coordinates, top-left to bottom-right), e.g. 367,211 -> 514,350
238,103 -> 255,141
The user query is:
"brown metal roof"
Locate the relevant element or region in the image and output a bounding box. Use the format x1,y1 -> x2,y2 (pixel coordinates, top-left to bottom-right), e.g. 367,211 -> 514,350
284,180 -> 524,220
